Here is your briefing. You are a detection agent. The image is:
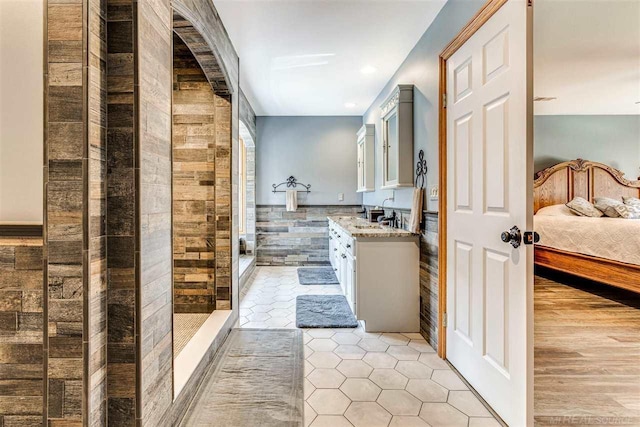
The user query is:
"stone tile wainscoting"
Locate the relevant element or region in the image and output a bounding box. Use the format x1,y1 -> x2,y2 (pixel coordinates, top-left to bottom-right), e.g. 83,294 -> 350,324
0,239 -> 43,426
256,205 -> 363,266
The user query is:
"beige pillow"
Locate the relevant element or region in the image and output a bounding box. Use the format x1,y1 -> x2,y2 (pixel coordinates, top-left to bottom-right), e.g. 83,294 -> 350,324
623,196 -> 640,207
613,203 -> 640,219
594,197 -> 623,218
565,197 -> 603,217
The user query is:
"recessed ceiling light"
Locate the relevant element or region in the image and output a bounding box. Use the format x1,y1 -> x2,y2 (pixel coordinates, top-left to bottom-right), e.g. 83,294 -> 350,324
534,96 -> 557,102
345,102 -> 357,108
361,65 -> 377,74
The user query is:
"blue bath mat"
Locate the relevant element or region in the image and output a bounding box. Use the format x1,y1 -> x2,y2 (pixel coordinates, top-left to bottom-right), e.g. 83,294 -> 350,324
296,295 -> 358,328
297,267 -> 339,285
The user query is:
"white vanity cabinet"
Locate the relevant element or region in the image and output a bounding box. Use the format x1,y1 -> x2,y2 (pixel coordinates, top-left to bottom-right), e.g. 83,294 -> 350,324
327,217 -> 419,332
381,85 -> 414,189
329,223 -> 356,311
356,124 -> 375,192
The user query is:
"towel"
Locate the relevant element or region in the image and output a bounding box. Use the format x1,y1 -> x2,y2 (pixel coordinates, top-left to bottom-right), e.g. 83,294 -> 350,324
286,190 -> 298,212
409,187 -> 424,234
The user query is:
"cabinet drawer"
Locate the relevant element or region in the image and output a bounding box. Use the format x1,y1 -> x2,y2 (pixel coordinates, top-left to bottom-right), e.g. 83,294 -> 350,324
338,233 -> 354,256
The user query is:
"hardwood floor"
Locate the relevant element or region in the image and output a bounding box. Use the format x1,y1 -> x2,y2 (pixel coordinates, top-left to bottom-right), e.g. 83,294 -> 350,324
534,269 -> 640,426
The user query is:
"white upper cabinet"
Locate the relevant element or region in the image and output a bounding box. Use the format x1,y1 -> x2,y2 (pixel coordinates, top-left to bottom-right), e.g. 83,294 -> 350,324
381,84 -> 414,189
356,124 -> 375,192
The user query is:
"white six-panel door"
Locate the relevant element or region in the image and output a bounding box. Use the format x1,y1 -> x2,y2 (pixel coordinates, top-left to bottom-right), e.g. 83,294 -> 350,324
446,1 -> 533,425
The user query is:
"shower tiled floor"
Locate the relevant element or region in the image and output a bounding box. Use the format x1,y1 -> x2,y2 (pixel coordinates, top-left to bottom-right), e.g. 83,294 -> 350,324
174,313 -> 211,356
240,266 -> 502,427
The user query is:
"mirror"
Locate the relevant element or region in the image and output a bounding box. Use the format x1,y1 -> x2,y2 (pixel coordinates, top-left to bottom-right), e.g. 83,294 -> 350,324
385,111 -> 398,183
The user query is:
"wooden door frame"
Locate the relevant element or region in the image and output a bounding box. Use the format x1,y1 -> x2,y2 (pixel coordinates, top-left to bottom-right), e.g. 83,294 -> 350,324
437,0 -> 512,359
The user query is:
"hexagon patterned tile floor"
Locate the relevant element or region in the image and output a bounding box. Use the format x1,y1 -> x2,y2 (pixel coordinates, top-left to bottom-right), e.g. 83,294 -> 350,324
240,266 -> 502,427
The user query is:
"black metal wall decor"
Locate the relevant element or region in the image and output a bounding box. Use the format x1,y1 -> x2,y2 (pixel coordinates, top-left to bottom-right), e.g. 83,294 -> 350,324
272,176 -> 311,193
415,150 -> 427,188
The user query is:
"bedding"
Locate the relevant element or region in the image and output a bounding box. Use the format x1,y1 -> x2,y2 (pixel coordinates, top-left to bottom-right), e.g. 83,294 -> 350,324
534,211 -> 640,266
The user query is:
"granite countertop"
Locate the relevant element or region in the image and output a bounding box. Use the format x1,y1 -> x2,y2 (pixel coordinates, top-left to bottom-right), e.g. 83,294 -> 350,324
327,216 -> 417,238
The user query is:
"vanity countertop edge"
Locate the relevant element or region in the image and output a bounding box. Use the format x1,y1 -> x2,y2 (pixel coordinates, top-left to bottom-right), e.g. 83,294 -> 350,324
327,216 -> 418,238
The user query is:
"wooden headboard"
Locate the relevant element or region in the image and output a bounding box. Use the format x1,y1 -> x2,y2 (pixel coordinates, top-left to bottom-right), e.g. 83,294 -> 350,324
534,159 -> 640,213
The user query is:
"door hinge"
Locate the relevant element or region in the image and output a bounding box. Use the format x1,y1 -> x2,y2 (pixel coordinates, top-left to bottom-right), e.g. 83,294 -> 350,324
442,312 -> 448,328
442,93 -> 447,108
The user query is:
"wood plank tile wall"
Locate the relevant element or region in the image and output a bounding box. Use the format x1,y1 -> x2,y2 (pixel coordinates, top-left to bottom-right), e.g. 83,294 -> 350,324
106,0 -> 137,424
174,0 -> 241,317
40,0 -> 248,424
45,0 -> 85,422
136,0 -> 173,424
0,239 -> 44,426
45,0 -> 108,424
172,35 -> 218,314
87,0 -> 109,423
214,95 -> 232,310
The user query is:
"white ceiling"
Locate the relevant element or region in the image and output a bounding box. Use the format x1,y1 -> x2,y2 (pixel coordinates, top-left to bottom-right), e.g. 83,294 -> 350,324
534,0 -> 640,115
214,0 -> 447,116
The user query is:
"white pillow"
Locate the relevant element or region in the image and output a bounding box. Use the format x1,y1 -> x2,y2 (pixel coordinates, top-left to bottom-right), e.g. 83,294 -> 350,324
536,204 -> 577,217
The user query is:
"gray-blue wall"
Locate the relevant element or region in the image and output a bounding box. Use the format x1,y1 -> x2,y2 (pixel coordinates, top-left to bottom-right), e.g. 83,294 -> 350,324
362,0 -> 485,211
256,116 -> 363,205
534,115 -> 640,179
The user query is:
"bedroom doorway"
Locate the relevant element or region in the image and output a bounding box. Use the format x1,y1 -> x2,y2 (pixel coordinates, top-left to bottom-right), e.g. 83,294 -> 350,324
531,0 -> 640,424
437,0 -> 534,425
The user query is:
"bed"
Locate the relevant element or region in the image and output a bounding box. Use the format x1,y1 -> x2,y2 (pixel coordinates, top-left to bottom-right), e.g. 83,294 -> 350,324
533,159 -> 640,294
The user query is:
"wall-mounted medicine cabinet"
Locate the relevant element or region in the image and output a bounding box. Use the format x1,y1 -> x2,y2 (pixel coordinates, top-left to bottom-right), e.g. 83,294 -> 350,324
356,124 -> 375,192
380,84 -> 414,189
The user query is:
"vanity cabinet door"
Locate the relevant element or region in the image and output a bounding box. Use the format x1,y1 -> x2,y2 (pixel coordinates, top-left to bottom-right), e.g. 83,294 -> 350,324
356,124 -> 374,192
346,253 -> 356,313
329,235 -> 335,268
339,251 -> 347,295
357,142 -> 364,191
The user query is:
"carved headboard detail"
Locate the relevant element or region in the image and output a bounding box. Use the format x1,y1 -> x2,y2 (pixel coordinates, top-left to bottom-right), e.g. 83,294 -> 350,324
533,159 -> 640,213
